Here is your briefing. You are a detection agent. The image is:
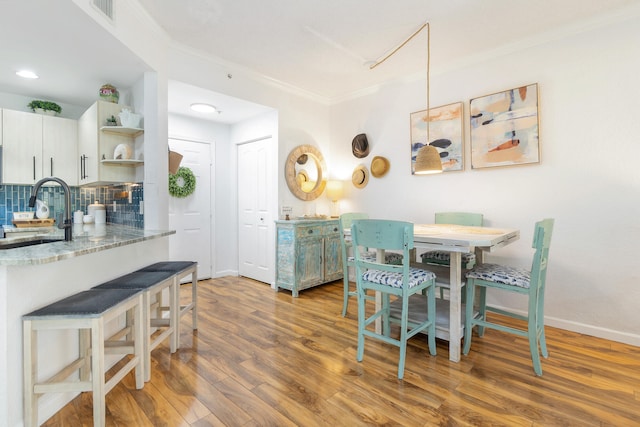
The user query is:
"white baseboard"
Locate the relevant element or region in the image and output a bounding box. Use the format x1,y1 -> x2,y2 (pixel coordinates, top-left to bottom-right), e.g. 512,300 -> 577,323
490,304 -> 640,347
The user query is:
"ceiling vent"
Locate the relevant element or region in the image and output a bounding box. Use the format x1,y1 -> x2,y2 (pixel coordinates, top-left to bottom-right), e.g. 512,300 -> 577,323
92,0 -> 114,21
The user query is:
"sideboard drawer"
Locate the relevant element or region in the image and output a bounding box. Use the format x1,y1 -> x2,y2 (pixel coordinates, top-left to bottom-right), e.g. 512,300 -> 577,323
295,224 -> 322,239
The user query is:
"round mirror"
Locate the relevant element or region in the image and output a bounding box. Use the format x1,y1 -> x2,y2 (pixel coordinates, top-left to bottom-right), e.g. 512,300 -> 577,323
285,145 -> 326,201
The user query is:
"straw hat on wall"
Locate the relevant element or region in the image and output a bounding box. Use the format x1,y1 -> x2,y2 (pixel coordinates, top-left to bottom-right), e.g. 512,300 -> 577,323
352,164 -> 369,188
370,156 -> 390,178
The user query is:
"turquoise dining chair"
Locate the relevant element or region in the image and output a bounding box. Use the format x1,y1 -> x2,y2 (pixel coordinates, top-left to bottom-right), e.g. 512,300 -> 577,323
463,218 -> 554,376
351,219 -> 437,379
420,212 -> 484,269
420,212 -> 483,299
339,213 -> 403,317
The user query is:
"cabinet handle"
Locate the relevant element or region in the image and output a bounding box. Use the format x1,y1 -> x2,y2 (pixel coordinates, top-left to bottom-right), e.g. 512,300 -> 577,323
308,229 -> 313,234
50,157 -> 54,176
333,227 -> 338,232
33,156 -> 36,180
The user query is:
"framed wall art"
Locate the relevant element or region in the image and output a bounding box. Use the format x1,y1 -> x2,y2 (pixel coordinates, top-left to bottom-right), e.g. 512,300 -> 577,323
470,83 -> 540,169
410,101 -> 464,173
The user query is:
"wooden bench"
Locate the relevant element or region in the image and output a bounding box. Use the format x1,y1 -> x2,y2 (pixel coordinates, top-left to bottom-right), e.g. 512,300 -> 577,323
92,270 -> 178,382
135,261 -> 198,349
23,289 -> 144,427
22,260 -> 197,426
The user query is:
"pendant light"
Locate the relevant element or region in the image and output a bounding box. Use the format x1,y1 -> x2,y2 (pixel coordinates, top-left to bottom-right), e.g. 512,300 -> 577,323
370,22 -> 442,175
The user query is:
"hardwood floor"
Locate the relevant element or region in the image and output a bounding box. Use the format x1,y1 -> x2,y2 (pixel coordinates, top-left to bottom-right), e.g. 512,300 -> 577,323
43,276 -> 640,426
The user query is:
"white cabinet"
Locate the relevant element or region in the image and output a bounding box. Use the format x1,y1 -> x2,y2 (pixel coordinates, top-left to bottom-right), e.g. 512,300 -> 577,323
1,109 -> 77,185
78,101 -> 143,185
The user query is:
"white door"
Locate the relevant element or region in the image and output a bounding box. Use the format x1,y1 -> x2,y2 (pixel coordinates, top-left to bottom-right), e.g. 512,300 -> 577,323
238,138 -> 273,284
168,138 -> 213,279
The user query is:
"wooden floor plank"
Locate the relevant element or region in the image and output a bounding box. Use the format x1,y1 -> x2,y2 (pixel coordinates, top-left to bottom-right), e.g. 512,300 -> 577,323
41,277 -> 640,426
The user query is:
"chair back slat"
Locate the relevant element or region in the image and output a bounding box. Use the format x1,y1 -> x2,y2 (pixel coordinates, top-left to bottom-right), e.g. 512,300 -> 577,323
351,220 -> 413,252
530,218 -> 554,293
351,220 -> 413,279
435,212 -> 483,226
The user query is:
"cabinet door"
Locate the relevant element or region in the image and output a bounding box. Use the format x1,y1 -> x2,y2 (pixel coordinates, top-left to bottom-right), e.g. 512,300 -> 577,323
296,238 -> 323,289
2,109 -> 42,184
323,234 -> 343,282
43,116 -> 78,185
78,103 -> 99,185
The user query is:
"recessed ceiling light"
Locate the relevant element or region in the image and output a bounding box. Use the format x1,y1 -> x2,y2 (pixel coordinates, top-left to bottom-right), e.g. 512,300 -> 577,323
16,70 -> 39,79
190,103 -> 219,114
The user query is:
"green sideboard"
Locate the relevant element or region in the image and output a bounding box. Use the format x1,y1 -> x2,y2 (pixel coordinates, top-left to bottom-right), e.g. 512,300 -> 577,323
275,219 -> 343,297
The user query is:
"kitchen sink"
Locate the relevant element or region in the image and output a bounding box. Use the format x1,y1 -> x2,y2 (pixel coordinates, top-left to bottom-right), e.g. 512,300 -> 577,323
0,238 -> 65,250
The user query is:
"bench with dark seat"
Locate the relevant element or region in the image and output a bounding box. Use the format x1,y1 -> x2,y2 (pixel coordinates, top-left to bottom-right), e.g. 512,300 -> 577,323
135,261 -> 198,348
92,270 -> 178,382
23,288 -> 144,427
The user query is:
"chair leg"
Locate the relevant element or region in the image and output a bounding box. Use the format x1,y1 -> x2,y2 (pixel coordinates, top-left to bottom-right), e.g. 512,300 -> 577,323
397,294 -> 410,379
537,286 -> 549,358
477,286 -> 487,337
341,275 -> 350,317
427,285 -> 437,356
463,280 -> 475,355
356,286 -> 366,362
528,315 -> 543,376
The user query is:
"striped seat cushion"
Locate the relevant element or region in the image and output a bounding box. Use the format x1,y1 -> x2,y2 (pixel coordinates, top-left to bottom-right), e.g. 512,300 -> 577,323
421,250 -> 476,269
362,267 -> 435,289
465,263 -> 530,288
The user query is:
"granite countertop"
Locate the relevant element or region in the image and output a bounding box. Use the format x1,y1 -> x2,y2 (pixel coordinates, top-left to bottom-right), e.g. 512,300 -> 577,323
0,224 -> 175,266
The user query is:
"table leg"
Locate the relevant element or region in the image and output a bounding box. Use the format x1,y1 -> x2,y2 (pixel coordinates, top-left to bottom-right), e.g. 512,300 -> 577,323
448,252 -> 462,362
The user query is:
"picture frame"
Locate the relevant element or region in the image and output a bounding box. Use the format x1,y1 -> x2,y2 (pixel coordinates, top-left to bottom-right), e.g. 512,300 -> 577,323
469,83 -> 540,169
410,101 -> 464,173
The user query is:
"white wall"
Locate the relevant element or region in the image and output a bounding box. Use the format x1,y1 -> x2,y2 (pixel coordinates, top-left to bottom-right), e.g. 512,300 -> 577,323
329,17 -> 640,345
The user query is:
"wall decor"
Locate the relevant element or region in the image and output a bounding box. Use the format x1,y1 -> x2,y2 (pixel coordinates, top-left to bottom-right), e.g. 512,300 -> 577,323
470,83 -> 539,169
410,102 -> 464,173
169,166 -> 196,198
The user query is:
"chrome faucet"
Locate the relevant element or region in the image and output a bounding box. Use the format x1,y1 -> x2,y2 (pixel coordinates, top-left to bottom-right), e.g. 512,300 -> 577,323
29,177 -> 73,241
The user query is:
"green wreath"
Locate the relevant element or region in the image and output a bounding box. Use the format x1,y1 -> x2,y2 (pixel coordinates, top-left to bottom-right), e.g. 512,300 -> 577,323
169,167 -> 196,198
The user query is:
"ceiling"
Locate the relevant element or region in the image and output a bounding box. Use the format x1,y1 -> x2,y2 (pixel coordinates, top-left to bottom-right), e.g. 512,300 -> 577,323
1,0 -> 638,123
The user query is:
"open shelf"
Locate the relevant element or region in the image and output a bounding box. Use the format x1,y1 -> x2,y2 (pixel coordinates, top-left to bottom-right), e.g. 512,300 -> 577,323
101,159 -> 143,167
100,126 -> 144,137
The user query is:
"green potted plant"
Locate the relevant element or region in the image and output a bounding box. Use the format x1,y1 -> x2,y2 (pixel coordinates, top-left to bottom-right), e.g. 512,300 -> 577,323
27,100 -> 62,115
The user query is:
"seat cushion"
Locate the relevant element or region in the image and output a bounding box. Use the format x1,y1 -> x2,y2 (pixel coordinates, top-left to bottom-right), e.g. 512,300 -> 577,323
465,263 -> 531,288
421,250 -> 476,268
23,289 -> 140,319
362,267 -> 435,289
93,270 -> 175,290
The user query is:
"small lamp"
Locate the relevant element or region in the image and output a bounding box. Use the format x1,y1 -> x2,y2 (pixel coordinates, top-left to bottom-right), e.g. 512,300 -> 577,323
414,146 -> 442,174
325,180 -> 344,218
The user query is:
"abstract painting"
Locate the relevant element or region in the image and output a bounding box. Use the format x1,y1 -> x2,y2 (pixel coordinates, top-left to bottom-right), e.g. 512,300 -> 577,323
410,101 -> 464,173
470,83 -> 540,169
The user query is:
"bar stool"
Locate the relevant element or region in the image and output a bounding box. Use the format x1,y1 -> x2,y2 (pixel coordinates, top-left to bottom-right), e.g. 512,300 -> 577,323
136,261 -> 198,349
92,270 -> 177,382
23,288 -> 144,427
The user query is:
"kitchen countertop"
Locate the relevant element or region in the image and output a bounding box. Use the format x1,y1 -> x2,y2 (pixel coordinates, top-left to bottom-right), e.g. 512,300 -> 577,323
0,224 -> 174,266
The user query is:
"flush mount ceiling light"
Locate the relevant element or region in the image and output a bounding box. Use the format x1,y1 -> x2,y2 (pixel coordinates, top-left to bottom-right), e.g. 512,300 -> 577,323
190,103 -> 219,114
16,70 -> 39,79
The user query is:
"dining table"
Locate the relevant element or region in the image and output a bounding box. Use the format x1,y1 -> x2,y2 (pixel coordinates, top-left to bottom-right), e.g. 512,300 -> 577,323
374,223 -> 520,362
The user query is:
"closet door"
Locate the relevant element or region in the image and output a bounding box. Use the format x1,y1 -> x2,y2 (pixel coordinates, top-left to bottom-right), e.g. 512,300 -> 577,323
238,137 -> 274,284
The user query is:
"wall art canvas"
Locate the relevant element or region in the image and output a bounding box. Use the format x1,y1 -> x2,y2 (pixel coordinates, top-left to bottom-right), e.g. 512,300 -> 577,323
410,101 -> 464,173
470,83 -> 540,169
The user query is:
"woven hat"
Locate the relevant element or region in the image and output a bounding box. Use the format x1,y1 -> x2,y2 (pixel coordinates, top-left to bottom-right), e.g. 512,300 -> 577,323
352,165 -> 369,189
352,133 -> 370,158
370,156 -> 390,178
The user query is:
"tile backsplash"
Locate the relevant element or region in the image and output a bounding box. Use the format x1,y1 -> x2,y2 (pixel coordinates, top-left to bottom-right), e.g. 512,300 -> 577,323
0,183 -> 144,228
